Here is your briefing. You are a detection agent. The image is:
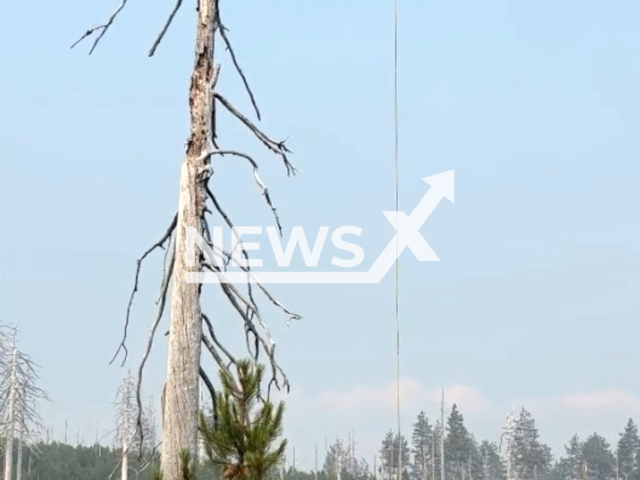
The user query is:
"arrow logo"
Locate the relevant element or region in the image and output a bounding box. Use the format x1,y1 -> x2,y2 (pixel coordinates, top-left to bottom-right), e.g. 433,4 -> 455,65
367,169 -> 455,281
187,170 -> 455,284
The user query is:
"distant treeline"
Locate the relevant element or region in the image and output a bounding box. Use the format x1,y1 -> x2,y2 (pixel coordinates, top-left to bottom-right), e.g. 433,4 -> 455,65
2,404 -> 639,480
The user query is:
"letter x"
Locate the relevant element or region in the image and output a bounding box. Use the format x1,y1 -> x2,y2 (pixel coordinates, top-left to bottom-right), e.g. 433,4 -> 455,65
383,211 -> 439,261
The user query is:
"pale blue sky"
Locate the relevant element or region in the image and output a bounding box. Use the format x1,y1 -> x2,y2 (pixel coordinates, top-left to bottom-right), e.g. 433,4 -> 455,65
2,0 -> 640,470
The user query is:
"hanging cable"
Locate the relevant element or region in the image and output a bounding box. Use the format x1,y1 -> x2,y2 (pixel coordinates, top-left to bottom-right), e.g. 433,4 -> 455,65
393,0 -> 401,479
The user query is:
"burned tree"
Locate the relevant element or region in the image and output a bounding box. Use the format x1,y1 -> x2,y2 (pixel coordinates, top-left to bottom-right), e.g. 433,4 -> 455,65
73,1 -> 299,479
0,324 -> 48,480
114,371 -> 156,480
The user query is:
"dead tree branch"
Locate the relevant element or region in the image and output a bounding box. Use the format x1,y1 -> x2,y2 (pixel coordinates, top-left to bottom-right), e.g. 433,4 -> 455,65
71,0 -> 131,54
214,93 -> 296,175
202,313 -> 236,366
199,235 -> 301,323
134,238 -> 175,446
210,149 -> 282,234
74,0 -> 299,474
111,214 -> 177,367
148,0 -> 184,57
215,9 -> 261,120
198,368 -> 218,427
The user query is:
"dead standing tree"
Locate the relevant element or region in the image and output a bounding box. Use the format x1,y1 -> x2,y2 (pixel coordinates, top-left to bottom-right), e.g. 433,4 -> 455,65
72,1 -> 299,479
0,325 -> 48,480
114,371 -> 155,480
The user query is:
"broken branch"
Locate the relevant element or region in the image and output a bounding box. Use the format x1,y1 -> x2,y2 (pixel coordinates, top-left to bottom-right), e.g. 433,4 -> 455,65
148,0 -> 184,57
214,93 -> 296,175
111,213 -> 177,367
71,0 -> 131,54
215,9 -> 261,120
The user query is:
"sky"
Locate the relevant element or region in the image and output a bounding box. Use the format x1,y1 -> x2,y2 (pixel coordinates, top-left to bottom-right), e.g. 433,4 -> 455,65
2,0 -> 640,471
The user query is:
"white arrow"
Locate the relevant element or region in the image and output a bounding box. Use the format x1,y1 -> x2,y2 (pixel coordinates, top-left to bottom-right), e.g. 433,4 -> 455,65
367,169 -> 454,281
403,169 -> 455,225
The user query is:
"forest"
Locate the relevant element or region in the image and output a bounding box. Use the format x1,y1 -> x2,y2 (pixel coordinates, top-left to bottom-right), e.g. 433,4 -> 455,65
2,401 -> 640,480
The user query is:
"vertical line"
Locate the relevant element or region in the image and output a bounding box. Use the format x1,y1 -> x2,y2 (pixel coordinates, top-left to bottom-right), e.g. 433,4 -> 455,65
441,388 -> 445,480
393,1 -> 401,480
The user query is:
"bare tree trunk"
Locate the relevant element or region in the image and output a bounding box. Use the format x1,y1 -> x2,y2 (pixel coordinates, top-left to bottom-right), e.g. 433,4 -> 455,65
121,407 -> 129,480
4,347 -> 17,480
72,2 -> 295,479
15,424 -> 23,480
160,0 -> 216,477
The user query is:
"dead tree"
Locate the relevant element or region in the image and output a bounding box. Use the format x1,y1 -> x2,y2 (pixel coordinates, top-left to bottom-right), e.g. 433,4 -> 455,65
15,385 -> 27,480
0,324 -> 48,480
499,407 -> 516,480
114,371 -> 156,480
130,397 -> 160,478
72,1 -> 299,479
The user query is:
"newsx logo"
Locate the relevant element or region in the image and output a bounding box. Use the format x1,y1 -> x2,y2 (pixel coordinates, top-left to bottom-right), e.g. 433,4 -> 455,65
185,170 -> 454,284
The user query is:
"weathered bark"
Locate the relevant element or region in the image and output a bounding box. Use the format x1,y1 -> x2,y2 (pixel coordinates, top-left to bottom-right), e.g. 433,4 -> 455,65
121,407 -> 129,480
16,383 -> 26,480
160,0 -> 217,477
15,423 -> 23,480
3,348 -> 17,480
